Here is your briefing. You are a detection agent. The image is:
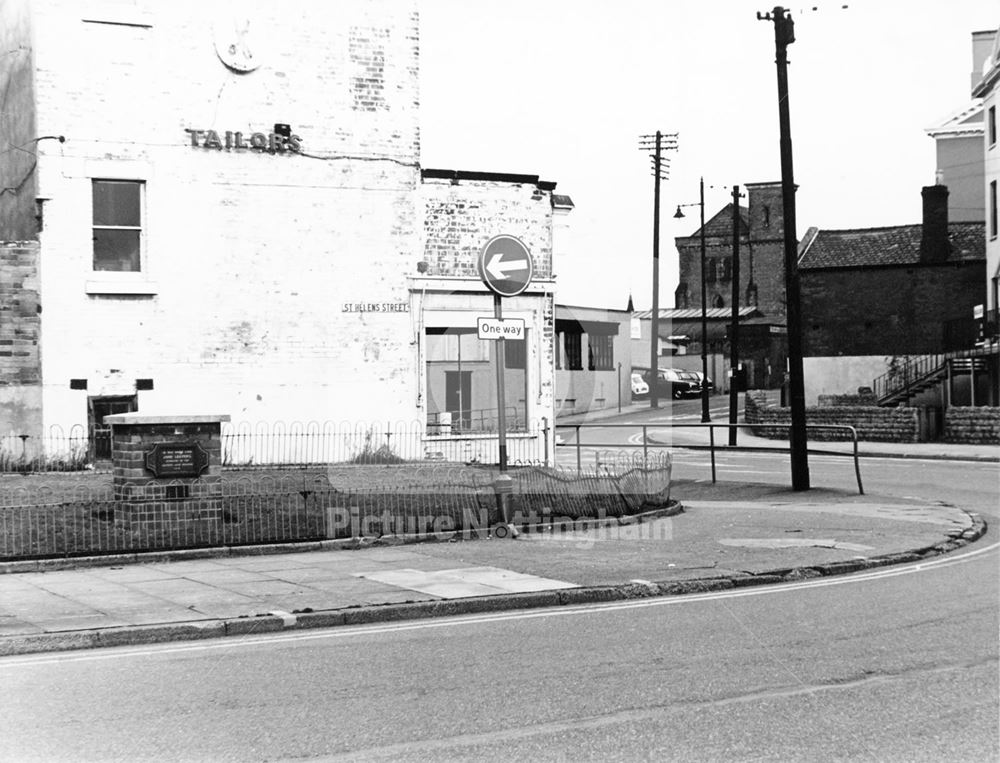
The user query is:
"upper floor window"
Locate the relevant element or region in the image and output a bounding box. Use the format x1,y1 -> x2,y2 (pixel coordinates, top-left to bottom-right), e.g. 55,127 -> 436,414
990,180 -> 997,239
989,105 -> 997,148
92,179 -> 143,271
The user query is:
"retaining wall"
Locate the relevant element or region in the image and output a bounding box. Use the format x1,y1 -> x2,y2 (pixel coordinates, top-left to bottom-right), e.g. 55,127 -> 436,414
745,391 -> 921,442
943,407 -> 1000,444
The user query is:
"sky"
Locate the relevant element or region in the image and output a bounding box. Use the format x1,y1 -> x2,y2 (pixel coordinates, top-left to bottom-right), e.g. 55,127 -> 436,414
418,0 -> 997,310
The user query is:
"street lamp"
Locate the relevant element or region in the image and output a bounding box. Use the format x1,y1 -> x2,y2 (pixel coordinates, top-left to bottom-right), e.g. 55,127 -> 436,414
673,177 -> 711,424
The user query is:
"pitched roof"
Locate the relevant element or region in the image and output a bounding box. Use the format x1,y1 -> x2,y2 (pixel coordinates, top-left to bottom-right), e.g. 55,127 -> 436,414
633,307 -> 761,321
924,100 -> 984,139
676,203 -> 749,240
798,221 -> 985,269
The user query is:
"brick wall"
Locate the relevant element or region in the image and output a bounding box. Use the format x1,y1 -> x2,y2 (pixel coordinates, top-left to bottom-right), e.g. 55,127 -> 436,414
16,2 -> 424,432
944,407 -> 1000,444
745,390 -> 921,442
745,182 -> 786,319
0,0 -> 38,241
673,182 -> 787,319
0,241 -> 42,435
802,262 -> 986,356
422,178 -> 554,280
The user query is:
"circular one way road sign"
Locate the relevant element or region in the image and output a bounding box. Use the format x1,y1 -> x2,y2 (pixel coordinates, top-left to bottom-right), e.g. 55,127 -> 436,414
478,235 -> 534,297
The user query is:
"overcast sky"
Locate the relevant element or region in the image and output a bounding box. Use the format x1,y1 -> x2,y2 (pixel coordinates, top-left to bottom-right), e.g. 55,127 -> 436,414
419,0 -> 997,310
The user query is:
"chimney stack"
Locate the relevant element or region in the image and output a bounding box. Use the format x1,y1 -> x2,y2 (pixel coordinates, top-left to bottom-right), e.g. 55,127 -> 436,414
920,185 -> 950,262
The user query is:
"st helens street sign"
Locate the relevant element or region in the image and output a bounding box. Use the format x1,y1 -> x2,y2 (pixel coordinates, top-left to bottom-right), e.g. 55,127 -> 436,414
478,235 -> 534,297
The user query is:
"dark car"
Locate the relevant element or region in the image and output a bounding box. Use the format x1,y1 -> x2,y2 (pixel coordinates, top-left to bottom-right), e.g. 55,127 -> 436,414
642,368 -> 700,399
676,369 -> 716,395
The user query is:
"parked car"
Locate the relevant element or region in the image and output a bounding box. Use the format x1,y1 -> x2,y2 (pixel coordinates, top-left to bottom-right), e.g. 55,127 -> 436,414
630,372 -> 649,397
642,368 -> 700,399
675,369 -> 715,394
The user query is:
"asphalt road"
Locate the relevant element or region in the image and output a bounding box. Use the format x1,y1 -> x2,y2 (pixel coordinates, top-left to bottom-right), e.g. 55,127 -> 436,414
1,541 -> 996,761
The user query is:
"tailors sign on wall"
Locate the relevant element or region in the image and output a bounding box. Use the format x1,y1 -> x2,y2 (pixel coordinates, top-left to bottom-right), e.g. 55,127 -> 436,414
185,127 -> 302,153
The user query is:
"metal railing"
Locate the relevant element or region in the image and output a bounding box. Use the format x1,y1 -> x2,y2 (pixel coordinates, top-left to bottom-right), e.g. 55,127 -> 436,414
555,421 -> 864,495
0,459 -> 672,561
426,406 -> 526,435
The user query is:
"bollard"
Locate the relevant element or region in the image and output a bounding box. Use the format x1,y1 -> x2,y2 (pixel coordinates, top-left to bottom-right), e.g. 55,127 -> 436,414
492,474 -> 518,539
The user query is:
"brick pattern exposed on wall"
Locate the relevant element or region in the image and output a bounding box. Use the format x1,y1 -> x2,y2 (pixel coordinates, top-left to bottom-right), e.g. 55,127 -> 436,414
350,25 -> 389,112
817,392 -> 878,407
0,0 -> 37,241
944,406 -> 1000,444
422,179 -> 554,279
801,263 -> 985,356
673,183 -> 787,320
745,390 -> 921,442
0,242 -> 40,386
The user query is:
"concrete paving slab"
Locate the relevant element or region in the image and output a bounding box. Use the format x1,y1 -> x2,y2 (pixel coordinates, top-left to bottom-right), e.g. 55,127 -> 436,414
717,538 -> 875,551
216,580 -> 314,598
89,566 -> 179,583
177,569 -> 278,585
26,613 -> 129,632
354,567 -> 579,599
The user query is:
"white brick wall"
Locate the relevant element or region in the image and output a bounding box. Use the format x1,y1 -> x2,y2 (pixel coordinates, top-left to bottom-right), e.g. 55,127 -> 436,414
22,1 -> 422,433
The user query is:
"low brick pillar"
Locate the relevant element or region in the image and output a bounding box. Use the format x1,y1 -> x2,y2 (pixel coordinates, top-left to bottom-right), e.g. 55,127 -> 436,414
104,414 -> 230,546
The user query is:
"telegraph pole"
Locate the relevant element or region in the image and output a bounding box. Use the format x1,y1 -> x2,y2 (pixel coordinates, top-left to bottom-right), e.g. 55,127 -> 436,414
729,185 -> 741,446
639,131 -> 678,409
758,6 -> 810,490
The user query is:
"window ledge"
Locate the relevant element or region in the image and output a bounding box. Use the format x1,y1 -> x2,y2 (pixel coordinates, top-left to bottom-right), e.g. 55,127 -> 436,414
86,280 -> 158,296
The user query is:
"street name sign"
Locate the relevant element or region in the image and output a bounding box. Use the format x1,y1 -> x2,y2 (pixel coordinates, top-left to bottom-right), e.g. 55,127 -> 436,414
477,317 -> 525,340
478,235 -> 534,297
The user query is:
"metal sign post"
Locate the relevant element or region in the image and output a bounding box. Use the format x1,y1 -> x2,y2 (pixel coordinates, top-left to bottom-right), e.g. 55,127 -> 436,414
477,235 -> 533,538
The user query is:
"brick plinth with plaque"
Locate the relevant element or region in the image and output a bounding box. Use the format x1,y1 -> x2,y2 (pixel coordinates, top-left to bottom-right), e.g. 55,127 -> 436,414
104,414 -> 230,540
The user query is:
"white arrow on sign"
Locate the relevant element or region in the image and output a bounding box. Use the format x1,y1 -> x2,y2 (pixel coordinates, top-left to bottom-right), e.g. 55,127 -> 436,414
485,254 -> 529,281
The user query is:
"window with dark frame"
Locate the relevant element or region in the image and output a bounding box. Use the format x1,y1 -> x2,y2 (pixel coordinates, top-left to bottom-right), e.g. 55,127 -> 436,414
991,180 -> 998,239
587,334 -> 614,371
705,258 -> 717,283
504,338 -> 526,369
563,331 -> 583,370
92,179 -> 142,272
989,105 -> 997,147
720,256 -> 732,281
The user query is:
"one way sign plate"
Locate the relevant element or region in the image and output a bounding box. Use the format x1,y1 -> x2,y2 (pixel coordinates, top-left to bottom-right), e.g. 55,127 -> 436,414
477,317 -> 525,340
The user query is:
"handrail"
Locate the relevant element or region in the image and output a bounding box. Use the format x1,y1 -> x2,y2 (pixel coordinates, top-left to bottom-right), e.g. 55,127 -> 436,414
872,343 -> 999,403
554,421 -> 863,495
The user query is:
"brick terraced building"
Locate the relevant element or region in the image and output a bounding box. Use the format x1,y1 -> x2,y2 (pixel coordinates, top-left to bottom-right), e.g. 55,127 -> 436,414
0,1 -> 566,461
798,185 -> 990,405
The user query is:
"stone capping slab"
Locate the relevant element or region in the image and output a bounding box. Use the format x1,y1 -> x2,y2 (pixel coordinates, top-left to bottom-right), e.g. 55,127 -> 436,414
0,512 -> 986,657
104,413 -> 231,425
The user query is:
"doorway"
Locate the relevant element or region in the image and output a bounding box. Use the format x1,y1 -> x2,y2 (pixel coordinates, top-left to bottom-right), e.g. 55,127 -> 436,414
445,371 -> 472,431
88,395 -> 137,459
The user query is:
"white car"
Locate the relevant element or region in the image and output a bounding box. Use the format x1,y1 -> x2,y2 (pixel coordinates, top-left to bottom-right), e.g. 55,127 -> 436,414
630,372 -> 649,397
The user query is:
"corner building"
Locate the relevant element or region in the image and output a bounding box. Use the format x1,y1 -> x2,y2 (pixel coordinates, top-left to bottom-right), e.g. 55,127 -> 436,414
0,1 -> 561,461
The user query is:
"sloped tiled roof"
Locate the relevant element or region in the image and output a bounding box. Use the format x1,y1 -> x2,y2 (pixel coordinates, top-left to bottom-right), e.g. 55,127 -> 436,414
677,203 -> 749,239
798,222 -> 985,269
633,307 -> 761,320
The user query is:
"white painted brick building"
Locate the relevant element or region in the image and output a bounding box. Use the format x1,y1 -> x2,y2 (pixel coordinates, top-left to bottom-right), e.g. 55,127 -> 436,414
0,1 -> 564,461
